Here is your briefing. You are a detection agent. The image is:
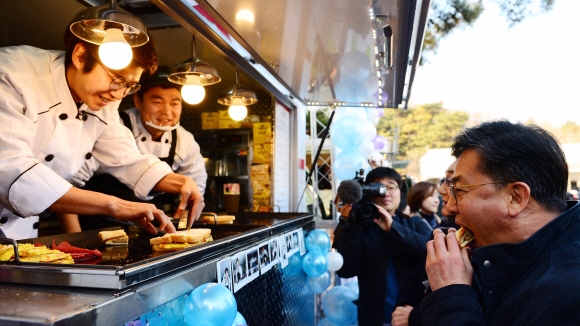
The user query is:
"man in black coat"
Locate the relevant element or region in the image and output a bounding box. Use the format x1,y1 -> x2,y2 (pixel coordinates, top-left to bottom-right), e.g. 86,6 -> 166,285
333,167 -> 432,325
423,121 -> 580,325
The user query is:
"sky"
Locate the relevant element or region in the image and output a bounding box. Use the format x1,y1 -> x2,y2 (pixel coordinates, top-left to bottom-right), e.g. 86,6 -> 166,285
409,0 -> 580,127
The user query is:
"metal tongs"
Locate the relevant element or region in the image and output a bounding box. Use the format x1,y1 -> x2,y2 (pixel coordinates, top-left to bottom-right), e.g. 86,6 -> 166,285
177,208 -> 192,230
0,238 -> 20,263
178,211 -> 219,228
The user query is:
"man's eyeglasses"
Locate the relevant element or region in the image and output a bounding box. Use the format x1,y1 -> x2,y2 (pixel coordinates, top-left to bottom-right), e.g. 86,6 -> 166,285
386,185 -> 399,194
96,60 -> 141,97
449,181 -> 509,204
439,177 -> 452,187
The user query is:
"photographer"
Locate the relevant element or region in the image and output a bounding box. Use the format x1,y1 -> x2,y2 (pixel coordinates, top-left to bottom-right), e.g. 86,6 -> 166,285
333,167 -> 432,326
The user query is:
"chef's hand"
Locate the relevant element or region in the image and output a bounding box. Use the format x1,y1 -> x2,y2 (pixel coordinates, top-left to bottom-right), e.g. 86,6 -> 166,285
425,228 -> 473,291
152,173 -> 205,229
391,305 -> 413,326
173,177 -> 205,228
372,204 -> 393,232
112,200 -> 176,234
49,188 -> 176,235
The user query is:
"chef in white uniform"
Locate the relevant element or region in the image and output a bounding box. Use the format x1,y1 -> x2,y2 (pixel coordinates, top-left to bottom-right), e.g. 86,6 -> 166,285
0,29 -> 203,239
61,73 -> 208,232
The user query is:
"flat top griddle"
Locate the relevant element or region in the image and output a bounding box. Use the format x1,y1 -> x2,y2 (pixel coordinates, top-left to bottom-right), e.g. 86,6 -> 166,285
9,223 -> 260,267
0,223 -> 270,288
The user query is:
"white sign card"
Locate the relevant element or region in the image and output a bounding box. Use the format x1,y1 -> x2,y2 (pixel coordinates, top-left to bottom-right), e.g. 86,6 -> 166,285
245,246 -> 260,283
297,227 -> 306,256
279,235 -> 289,268
269,237 -> 280,265
216,257 -> 233,292
290,230 -> 300,256
284,232 -> 293,255
232,251 -> 250,292
258,241 -> 274,274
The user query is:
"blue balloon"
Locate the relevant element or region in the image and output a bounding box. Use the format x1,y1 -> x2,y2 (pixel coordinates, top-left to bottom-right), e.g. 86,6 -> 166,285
317,317 -> 340,326
322,286 -> 358,326
332,150 -> 367,181
231,311 -> 247,326
306,271 -> 331,293
305,229 -> 331,254
287,253 -> 307,290
183,283 -> 237,326
338,51 -> 372,83
329,117 -> 368,151
344,280 -> 359,300
302,252 -> 328,277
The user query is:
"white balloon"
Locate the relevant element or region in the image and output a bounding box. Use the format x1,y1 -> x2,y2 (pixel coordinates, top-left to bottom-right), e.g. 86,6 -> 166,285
362,124 -> 377,141
371,116 -> 381,126
326,251 -> 344,272
357,140 -> 375,157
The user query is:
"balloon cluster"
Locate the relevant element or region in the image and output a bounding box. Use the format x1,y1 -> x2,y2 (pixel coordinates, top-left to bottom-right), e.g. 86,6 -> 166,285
183,283 -> 240,326
302,230 -> 344,294
130,282 -> 246,326
303,229 -> 359,326
330,107 -> 386,181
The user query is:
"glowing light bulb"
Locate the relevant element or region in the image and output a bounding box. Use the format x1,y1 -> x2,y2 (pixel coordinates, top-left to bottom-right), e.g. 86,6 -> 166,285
236,9 -> 255,23
181,75 -> 205,105
228,105 -> 247,121
99,28 -> 132,70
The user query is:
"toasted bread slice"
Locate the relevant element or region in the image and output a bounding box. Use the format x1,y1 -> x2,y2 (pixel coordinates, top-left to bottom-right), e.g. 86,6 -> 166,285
201,215 -> 235,224
169,229 -> 211,243
150,229 -> 213,251
99,230 -> 128,246
105,235 -> 129,246
456,227 -> 474,249
150,233 -> 172,245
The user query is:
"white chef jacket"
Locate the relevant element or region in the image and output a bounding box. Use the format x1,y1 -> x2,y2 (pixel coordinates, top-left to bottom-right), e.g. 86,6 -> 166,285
73,107 -> 207,194
0,45 -> 173,239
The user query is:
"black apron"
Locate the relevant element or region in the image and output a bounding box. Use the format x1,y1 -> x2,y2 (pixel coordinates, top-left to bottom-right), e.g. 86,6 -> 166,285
78,111 -> 178,230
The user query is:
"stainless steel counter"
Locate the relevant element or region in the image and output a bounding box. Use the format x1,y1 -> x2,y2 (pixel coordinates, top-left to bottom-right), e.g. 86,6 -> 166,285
0,213 -> 314,326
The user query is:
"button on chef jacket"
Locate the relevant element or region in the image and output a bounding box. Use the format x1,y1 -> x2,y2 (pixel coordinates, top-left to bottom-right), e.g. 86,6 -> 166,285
0,46 -> 173,239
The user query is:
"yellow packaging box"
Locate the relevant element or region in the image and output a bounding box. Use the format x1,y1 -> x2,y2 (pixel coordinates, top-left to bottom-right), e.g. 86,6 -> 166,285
253,122 -> 272,144
201,112 -> 219,130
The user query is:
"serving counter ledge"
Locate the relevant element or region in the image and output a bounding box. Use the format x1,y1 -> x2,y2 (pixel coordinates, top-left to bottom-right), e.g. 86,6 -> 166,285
0,212 -> 314,326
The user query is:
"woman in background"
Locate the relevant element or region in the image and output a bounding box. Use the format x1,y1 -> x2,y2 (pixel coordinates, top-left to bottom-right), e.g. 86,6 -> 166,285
407,182 -> 441,229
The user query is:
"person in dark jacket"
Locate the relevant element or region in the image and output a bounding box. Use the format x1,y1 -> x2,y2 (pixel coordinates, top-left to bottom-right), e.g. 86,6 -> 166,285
333,167 -> 432,326
392,160 -> 458,326
423,121 -> 580,325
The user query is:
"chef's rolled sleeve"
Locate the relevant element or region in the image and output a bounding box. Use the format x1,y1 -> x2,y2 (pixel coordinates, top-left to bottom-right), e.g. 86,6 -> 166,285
92,109 -> 173,201
8,163 -> 72,216
132,160 -> 173,200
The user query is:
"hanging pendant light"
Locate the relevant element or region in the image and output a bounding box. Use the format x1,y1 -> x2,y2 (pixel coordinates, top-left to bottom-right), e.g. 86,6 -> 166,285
69,0 -> 148,70
168,36 -> 221,105
218,70 -> 258,121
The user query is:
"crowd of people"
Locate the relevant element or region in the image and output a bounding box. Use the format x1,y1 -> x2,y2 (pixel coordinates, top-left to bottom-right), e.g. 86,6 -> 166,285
333,120 -> 580,326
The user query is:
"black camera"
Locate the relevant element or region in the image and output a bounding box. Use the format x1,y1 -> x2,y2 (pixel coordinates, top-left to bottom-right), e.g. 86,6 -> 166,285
350,182 -> 387,226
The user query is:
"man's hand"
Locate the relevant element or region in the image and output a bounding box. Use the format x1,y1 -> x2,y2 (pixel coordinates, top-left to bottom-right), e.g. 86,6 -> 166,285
372,204 -> 393,231
392,305 -> 413,326
173,177 -> 205,229
152,173 -> 205,229
49,187 -> 176,235
425,228 -> 473,291
110,199 -> 176,234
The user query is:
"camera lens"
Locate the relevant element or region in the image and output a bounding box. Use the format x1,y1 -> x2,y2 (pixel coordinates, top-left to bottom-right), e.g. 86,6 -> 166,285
359,202 -> 379,220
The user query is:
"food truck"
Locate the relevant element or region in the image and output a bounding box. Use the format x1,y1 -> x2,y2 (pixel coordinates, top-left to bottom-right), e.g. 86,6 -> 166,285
0,0 -> 430,324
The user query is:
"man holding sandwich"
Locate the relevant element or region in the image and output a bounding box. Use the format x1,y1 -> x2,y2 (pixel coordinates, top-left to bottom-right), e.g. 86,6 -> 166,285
422,121 -> 580,325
